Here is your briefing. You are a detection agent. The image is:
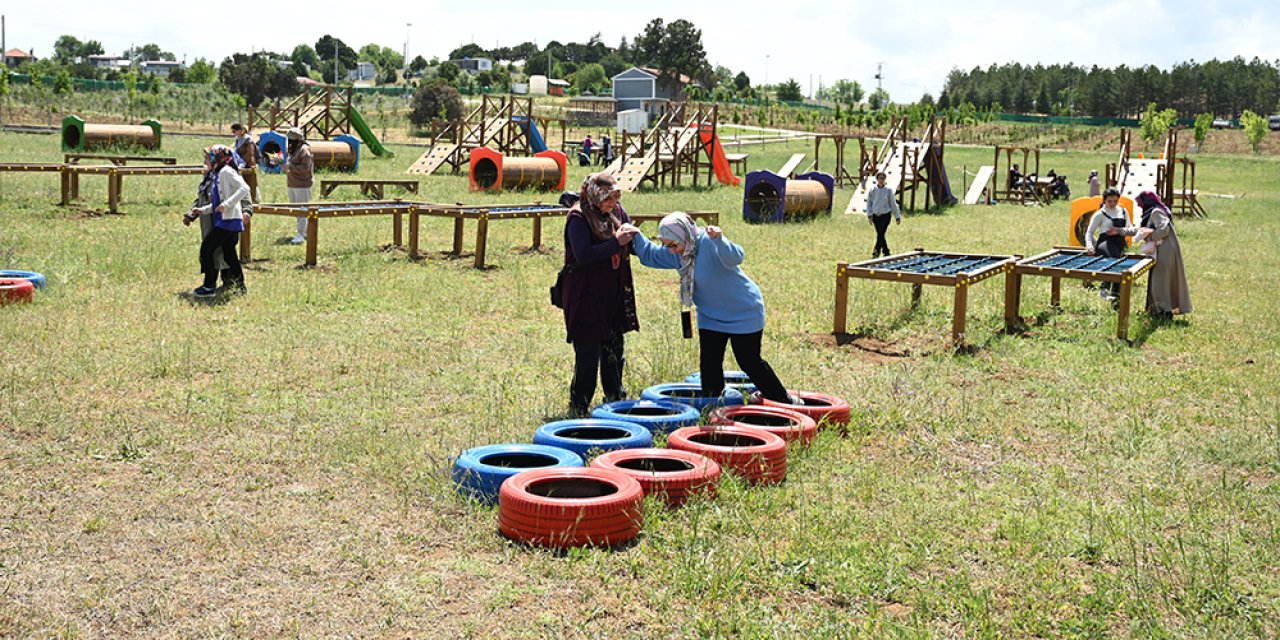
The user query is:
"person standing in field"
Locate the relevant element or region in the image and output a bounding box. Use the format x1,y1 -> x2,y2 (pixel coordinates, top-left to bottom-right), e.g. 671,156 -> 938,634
184,145 -> 250,297
865,171 -> 901,258
230,123 -> 260,203
1085,187 -> 1136,302
1134,191 -> 1191,319
1088,170 -> 1101,197
285,128 -> 314,245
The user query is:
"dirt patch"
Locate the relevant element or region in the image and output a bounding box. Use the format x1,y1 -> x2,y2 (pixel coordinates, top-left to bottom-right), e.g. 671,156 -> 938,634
810,332 -> 912,363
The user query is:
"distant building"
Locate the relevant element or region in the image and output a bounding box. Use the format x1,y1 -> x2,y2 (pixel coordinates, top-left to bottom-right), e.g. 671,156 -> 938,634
347,61 -> 377,82
449,57 -> 493,75
4,48 -> 36,68
611,66 -> 698,113
548,78 -> 569,97
141,60 -> 184,77
87,55 -> 128,69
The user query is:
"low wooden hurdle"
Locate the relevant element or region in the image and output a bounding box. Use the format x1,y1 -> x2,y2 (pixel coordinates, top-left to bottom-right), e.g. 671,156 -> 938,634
244,200 -> 412,267
59,164 -> 208,213
408,203 -> 569,269
833,248 -> 1018,346
1008,248 -> 1155,340
320,179 -> 420,199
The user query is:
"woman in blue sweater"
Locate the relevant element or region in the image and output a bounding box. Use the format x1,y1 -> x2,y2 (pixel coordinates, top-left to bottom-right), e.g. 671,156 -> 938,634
637,212 -> 792,403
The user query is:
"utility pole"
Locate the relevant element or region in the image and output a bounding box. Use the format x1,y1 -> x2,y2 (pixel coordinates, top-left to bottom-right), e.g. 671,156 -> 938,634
2,15 -> 7,67
875,62 -> 883,90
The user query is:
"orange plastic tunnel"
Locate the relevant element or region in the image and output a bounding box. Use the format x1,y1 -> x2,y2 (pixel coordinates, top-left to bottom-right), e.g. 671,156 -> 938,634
469,148 -> 567,192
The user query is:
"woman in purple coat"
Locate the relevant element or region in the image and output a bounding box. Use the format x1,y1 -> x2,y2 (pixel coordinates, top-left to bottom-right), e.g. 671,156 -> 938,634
561,172 -> 672,415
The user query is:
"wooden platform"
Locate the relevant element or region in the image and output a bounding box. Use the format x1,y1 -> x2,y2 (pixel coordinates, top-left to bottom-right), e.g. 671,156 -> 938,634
1008,248 -> 1155,341
408,203 -> 569,269
407,143 -> 460,176
833,248 -> 1018,346
64,154 -> 178,166
244,200 -> 413,267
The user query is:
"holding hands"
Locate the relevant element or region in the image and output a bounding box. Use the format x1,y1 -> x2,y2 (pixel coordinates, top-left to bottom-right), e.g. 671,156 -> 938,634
705,225 -> 722,239
614,223 -> 640,246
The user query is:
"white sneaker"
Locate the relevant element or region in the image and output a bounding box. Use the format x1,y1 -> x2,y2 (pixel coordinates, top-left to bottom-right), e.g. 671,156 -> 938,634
290,235 -> 305,245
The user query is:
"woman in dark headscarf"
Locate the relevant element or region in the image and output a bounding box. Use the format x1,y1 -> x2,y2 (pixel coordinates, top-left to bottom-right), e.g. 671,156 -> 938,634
183,145 -> 250,297
560,172 -> 671,415
1134,191 -> 1191,318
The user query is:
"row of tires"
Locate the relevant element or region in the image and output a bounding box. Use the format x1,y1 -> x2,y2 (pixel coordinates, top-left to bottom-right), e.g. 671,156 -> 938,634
453,371 -> 853,549
0,270 -> 46,305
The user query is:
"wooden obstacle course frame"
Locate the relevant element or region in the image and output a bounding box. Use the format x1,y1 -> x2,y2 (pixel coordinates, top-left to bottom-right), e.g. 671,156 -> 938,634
408,95 -> 550,176
248,85 -> 354,142
320,179 -> 420,199
845,116 -> 950,215
628,211 -> 720,227
833,247 -> 1017,346
605,103 -> 725,192
1106,128 -> 1204,218
244,200 -> 413,267
992,145 -> 1044,205
408,202 -> 570,269
811,134 -> 869,188
1007,247 -> 1155,340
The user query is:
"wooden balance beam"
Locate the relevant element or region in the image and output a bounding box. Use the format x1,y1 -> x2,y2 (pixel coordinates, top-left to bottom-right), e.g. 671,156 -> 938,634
408,203 -> 569,269
64,153 -> 178,166
628,210 -> 721,227
59,164 -> 209,213
245,200 -> 413,267
320,179 -> 420,200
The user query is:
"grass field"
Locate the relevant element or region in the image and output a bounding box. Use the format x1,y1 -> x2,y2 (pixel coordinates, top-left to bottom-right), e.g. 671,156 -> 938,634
1,128 -> 1278,639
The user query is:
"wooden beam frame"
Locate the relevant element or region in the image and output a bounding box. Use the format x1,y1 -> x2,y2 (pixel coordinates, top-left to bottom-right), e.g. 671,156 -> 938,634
1007,248 -> 1156,340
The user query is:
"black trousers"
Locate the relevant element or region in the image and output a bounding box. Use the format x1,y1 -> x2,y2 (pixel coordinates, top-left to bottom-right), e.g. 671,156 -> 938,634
570,333 -> 626,413
871,214 -> 892,258
200,227 -> 243,288
698,329 -> 789,403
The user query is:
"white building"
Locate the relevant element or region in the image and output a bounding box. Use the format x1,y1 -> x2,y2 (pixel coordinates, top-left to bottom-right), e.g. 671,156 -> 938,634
141,60 -> 184,77
449,58 -> 493,75
347,61 -> 377,82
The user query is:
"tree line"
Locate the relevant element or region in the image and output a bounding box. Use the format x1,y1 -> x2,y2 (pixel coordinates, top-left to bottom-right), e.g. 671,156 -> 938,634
939,58 -> 1280,119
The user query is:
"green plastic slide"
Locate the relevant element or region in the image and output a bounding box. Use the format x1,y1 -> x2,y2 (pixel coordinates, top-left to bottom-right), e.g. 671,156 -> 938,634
349,107 -> 393,158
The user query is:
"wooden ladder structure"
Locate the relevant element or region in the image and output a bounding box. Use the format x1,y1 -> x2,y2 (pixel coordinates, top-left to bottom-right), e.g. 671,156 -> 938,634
407,95 -> 535,176
248,86 -> 354,141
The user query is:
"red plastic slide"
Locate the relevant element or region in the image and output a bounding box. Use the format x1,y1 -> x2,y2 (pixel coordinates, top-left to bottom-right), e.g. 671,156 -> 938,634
699,129 -> 741,187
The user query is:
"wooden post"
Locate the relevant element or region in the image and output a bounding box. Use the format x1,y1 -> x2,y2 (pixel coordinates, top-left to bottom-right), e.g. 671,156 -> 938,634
305,210 -> 319,267
1003,268 -> 1022,329
833,262 -> 849,334
1116,278 -> 1133,340
60,167 -> 71,205
952,283 -> 969,346
108,169 -> 121,213
71,169 -> 80,201
452,217 -> 465,255
409,209 -> 420,258
1050,277 -> 1062,308
393,211 -> 403,247
240,216 -> 253,261
911,284 -> 923,309
473,213 -> 490,269
532,215 -> 543,249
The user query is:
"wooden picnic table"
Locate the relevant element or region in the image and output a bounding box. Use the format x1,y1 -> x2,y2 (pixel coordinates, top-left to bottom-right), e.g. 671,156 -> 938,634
320,179 -> 420,200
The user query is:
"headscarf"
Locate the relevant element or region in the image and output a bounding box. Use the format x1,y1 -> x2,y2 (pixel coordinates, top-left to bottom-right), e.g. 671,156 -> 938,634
1135,191 -> 1171,228
205,145 -> 237,174
657,211 -> 700,308
578,172 -> 622,241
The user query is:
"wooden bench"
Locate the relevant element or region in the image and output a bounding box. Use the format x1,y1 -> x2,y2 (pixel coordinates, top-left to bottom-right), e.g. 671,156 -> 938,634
64,154 -> 177,166
725,152 -> 749,176
320,179 -> 420,199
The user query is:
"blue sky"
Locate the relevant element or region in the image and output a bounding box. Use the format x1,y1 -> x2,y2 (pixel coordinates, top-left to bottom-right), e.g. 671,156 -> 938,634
4,0 -> 1278,100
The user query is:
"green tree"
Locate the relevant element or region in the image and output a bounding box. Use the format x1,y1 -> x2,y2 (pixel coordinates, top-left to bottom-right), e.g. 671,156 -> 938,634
827,79 -> 864,105
868,87 -> 891,110
53,68 -> 74,95
1193,113 -> 1213,149
1240,110 -> 1267,153
0,69 -> 10,125
409,80 -> 464,127
572,63 -> 608,93
1036,84 -> 1051,113
131,43 -> 175,62
1139,102 -> 1178,144
123,68 -> 138,120
291,44 -> 320,76
186,58 -> 217,84
437,62 -> 461,83
219,53 -> 300,107
449,43 -> 487,60
635,18 -> 707,98
409,55 -> 429,75
734,71 -> 751,93
315,35 -> 358,84
53,36 -> 83,64
776,78 -> 803,102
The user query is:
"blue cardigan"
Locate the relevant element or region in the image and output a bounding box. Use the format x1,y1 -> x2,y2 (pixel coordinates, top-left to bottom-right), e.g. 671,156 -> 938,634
634,231 -> 766,334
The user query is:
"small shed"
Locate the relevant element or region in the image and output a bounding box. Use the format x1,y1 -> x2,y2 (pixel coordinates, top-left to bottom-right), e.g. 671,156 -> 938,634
611,66 -> 695,112
548,78 -> 570,97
